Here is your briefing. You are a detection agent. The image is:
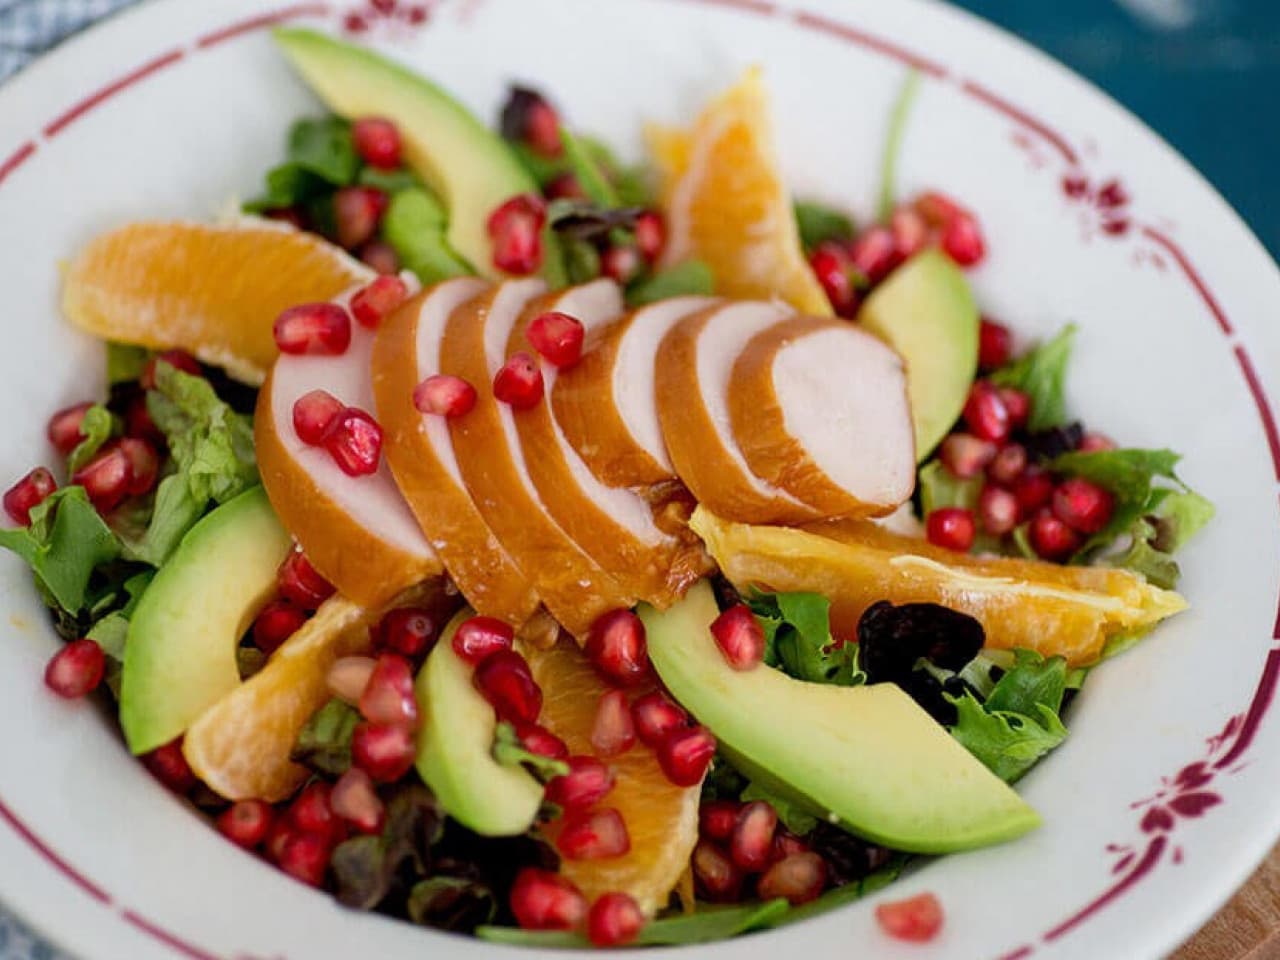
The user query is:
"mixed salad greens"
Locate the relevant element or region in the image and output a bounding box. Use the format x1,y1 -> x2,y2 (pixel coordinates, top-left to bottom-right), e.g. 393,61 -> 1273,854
1,30 -> 1213,952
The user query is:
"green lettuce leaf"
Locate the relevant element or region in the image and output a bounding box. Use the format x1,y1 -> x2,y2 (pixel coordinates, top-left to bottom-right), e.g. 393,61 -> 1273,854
478,899 -> 790,947
106,343 -> 149,385
878,70 -> 922,222
407,876 -> 497,930
918,459 -> 980,515
66,404 -> 119,473
492,722 -> 569,782
381,188 -> 474,283
747,590 -> 864,686
984,649 -> 1067,715
794,200 -> 854,252
949,693 -> 1067,783
627,260 -> 715,306
990,323 -> 1076,431
292,698 -> 361,777
356,165 -> 421,195
244,116 -> 358,211
740,780 -> 818,835
559,128 -> 620,208
0,487 -> 122,613
331,785 -> 444,910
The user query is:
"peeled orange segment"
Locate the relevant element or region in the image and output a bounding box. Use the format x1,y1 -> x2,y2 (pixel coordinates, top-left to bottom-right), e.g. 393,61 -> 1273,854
655,68 -> 831,315
441,280 -> 632,636
508,282 -> 704,608
693,508 -> 1188,666
523,637 -> 701,915
184,581 -> 445,802
655,302 -> 822,526
62,220 -> 372,385
373,278 -> 540,624
256,286 -> 441,607
729,316 -> 916,518
552,295 -> 718,488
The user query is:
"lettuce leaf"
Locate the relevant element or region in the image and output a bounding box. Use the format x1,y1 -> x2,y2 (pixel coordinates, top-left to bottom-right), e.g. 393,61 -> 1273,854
877,70 -> 922,222
381,188 -> 474,283
559,128 -> 620,208
747,590 -> 864,686
794,200 -> 854,252
106,343 -> 149,385
918,459 -> 980,515
292,698 -> 361,777
244,116 -> 358,211
492,722 -> 569,782
66,404 -> 119,473
627,260 -> 715,306
990,323 -> 1076,432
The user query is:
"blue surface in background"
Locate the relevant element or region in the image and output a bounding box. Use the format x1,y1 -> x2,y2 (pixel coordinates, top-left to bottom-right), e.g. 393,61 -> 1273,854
956,0 -> 1279,259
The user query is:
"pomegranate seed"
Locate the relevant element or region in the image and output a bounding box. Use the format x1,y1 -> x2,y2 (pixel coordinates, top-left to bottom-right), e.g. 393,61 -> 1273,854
487,194 -> 547,275
914,191 -> 966,227
1029,509 -> 1083,561
140,349 -> 201,391
692,839 -> 742,902
358,244 -> 402,283
351,116 -> 402,169
351,721 -> 417,783
657,725 -> 716,787
809,243 -> 857,316
292,390 -> 344,446
770,828 -> 810,864
978,485 -> 1018,536
72,444 -> 132,513
516,722 -> 569,760
473,649 -> 542,725
252,599 -> 308,655
699,801 -> 740,842
926,507 -> 976,552
710,604 -> 765,670
119,437 -> 159,496
1097,179 -> 1128,209
876,892 -> 944,943
634,211 -> 666,265
359,653 -> 419,729
278,832 -> 330,887
265,819 -> 293,863
891,207 -> 929,259
585,609 -> 649,687
1052,477 -> 1114,535
273,303 -> 352,355
590,690 -> 636,758
374,607 -> 437,658
1079,432 -> 1116,452
47,401 -> 94,454
44,638 -> 105,698
289,781 -> 336,837
963,381 -> 1011,443
493,352 -> 545,409
848,225 -> 898,284
939,433 -> 997,479
557,808 -> 631,860
216,800 -> 274,849
125,394 -> 163,445
978,318 -> 1012,370
333,186 -> 388,250
143,738 -> 196,793
452,615 -> 515,665
327,655 -> 377,705
1012,467 -> 1055,517
278,549 -> 334,610
545,756 -> 616,811
527,311 -> 585,368
514,94 -> 563,158
587,892 -> 645,947
631,691 -> 689,746
601,245 -> 643,285
414,374 -> 477,418
941,213 -> 985,267
998,387 -> 1031,429
758,851 -> 828,905
331,767 -> 386,834
731,801 -> 778,872
545,172 -> 585,200
4,467 -> 56,525
510,868 -> 587,932
324,407 -> 384,476
350,275 -> 408,329
987,443 -> 1027,486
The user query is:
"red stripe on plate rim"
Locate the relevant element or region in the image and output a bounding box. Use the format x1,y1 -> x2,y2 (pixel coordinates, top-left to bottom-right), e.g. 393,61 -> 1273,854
1233,345 -> 1280,482
196,3 -> 333,49
1140,225 -> 1234,337
43,50 -> 185,139
121,909 -> 225,960
0,141 -> 36,188
791,9 -> 948,77
958,79 -> 1078,165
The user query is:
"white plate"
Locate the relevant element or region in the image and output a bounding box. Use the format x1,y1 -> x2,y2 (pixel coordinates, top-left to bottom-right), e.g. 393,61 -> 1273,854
1,1 -> 1278,958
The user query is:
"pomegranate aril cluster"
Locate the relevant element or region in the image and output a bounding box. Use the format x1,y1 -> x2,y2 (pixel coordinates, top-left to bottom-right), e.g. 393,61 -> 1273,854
692,795 -> 828,906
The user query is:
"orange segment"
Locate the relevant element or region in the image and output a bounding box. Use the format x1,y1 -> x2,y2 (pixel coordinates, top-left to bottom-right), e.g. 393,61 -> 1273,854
523,639 -> 700,916
654,69 -> 831,315
62,219 -> 371,384
693,508 -> 1187,666
183,581 -> 443,802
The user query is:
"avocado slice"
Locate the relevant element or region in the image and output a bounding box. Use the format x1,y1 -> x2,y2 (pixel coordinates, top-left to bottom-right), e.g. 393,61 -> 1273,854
273,28 -> 564,285
120,487 -> 293,755
857,249 -> 979,461
415,611 -> 543,836
641,581 -> 1039,854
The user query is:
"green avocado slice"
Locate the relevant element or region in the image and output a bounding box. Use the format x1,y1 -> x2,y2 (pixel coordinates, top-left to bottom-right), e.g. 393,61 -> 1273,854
120,487 -> 292,755
642,581 -> 1040,854
415,611 -> 543,837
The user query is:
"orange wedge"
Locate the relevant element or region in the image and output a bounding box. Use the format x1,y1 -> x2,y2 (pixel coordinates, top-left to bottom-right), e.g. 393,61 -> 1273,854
654,69 -> 831,315
184,581 -> 447,802
523,639 -> 700,915
62,219 -> 371,384
693,508 -> 1187,666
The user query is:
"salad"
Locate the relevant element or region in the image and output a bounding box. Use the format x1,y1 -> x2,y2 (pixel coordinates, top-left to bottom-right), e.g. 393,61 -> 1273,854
0,27 -> 1213,950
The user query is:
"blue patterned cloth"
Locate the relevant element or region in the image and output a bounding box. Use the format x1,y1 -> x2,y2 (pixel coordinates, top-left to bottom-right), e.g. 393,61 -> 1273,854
0,0 -> 136,79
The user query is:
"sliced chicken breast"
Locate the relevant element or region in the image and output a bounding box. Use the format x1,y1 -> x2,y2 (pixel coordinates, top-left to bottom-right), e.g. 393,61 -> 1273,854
729,316 -> 916,517
552,295 -> 718,488
655,301 -> 823,525
372,277 -> 540,624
